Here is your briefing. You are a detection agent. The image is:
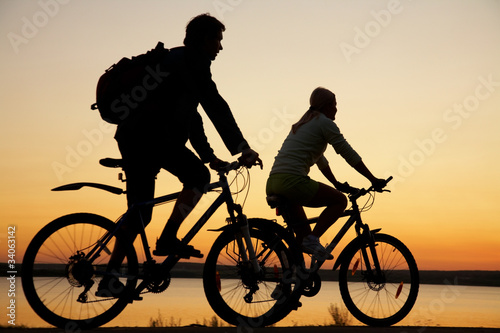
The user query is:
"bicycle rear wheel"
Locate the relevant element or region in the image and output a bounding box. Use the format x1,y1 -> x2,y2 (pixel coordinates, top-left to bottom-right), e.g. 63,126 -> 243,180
203,224 -> 300,327
338,233 -> 419,326
21,213 -> 138,330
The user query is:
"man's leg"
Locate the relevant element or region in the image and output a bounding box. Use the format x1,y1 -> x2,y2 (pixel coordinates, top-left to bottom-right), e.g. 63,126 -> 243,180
97,155 -> 157,296
157,187 -> 202,241
106,157 -> 157,273
154,147 -> 210,256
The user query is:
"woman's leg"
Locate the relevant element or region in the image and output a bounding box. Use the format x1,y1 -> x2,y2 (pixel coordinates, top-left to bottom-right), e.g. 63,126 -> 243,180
286,205 -> 311,244
306,183 -> 347,237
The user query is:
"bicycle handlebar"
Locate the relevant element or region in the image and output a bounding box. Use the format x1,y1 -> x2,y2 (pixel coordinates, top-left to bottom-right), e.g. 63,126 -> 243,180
343,176 -> 393,201
216,161 -> 241,174
214,158 -> 263,174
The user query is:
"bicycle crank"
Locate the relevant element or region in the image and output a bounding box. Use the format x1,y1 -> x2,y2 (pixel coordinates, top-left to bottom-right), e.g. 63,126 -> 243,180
302,272 -> 322,297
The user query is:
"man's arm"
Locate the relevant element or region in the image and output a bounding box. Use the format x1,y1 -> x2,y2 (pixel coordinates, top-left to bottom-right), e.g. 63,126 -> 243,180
188,111 -> 216,163
190,60 -> 250,155
199,80 -> 250,155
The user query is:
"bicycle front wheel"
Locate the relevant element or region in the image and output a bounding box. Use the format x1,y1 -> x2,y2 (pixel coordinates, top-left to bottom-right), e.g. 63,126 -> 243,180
21,213 -> 138,330
338,233 -> 419,326
203,225 -> 300,327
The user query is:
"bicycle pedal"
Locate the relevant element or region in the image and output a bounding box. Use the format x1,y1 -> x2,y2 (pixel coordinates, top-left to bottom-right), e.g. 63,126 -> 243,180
128,295 -> 143,303
192,250 -> 203,258
178,251 -> 203,259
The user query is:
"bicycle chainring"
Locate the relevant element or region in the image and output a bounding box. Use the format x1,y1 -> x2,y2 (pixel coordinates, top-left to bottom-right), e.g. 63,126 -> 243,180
301,272 -> 321,297
146,274 -> 171,294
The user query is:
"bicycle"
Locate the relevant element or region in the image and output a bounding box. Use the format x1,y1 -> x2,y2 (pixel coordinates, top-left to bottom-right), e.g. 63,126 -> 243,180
265,177 -> 420,327
21,158 -> 301,330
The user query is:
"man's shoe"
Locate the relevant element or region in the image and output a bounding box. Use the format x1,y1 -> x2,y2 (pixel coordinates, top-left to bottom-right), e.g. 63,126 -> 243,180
153,238 -> 203,258
95,276 -> 142,301
95,276 -> 125,298
301,235 -> 333,260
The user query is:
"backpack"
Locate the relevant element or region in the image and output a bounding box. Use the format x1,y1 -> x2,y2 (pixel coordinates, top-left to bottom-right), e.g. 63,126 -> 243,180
91,42 -> 170,124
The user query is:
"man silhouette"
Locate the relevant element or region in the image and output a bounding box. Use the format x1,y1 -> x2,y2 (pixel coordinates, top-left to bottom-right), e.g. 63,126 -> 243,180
98,14 -> 261,296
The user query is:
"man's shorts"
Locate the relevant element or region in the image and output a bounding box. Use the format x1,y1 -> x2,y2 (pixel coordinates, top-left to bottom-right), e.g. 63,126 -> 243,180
266,173 -> 319,205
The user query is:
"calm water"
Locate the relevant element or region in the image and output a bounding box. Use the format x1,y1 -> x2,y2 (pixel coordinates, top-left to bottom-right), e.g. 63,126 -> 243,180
3,278 -> 500,328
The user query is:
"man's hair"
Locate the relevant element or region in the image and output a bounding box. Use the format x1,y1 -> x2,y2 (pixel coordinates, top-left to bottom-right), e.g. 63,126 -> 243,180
184,14 -> 225,47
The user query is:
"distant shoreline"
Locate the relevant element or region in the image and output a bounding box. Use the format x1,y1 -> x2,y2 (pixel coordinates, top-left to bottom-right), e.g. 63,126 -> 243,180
2,262 -> 499,287
154,262 -> 500,287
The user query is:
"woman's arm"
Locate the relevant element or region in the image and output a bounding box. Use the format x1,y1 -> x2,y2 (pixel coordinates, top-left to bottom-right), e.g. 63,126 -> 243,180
352,160 -> 386,188
319,164 -> 338,186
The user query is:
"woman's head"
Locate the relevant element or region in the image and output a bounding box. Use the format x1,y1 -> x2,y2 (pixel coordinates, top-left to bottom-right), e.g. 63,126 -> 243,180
291,87 -> 337,133
310,87 -> 336,115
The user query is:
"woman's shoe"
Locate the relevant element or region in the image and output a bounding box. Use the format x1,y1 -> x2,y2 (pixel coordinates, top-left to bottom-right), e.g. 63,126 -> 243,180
301,235 -> 333,260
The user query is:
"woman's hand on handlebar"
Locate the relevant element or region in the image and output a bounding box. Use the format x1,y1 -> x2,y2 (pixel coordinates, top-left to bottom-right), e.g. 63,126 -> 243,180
371,177 -> 390,192
238,148 -> 263,169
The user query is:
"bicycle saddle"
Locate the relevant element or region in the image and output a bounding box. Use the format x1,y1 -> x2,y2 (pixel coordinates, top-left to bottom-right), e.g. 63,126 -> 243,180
99,158 -> 123,168
266,195 -> 287,208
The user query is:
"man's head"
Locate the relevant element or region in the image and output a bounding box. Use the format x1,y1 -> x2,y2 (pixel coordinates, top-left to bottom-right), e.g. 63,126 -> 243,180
184,14 -> 225,60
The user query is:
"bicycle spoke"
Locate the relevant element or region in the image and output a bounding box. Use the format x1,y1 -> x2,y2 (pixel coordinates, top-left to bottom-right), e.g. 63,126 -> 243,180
22,214 -> 138,330
339,234 -> 419,326
204,225 -> 299,327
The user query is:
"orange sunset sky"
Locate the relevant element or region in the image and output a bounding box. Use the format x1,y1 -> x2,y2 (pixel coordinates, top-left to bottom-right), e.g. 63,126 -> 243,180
1,0 -> 499,271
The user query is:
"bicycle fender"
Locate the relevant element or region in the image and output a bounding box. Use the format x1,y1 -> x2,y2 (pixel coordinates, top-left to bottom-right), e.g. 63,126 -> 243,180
208,218 -> 302,259
248,218 -> 304,262
52,182 -> 124,195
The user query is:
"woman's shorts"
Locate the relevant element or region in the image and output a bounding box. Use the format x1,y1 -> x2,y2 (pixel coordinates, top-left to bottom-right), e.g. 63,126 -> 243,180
266,173 -> 319,205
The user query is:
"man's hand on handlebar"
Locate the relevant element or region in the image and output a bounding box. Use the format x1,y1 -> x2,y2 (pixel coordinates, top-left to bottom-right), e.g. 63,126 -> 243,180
209,157 -> 229,171
334,181 -> 359,195
238,148 -> 263,169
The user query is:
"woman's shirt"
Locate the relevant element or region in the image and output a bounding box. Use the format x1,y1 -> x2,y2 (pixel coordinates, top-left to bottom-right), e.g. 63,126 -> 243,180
270,113 -> 361,176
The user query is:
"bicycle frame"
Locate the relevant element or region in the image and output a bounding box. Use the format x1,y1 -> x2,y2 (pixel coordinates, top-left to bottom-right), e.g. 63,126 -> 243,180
83,164 -> 261,298
276,183 -> 390,278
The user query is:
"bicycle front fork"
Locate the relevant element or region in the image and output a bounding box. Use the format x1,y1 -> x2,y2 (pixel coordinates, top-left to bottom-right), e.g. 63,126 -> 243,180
360,225 -> 384,280
233,206 -> 261,274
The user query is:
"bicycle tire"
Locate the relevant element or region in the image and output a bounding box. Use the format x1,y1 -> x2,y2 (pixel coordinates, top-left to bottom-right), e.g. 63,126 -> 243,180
21,213 -> 138,330
203,223 -> 300,327
338,233 -> 419,326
